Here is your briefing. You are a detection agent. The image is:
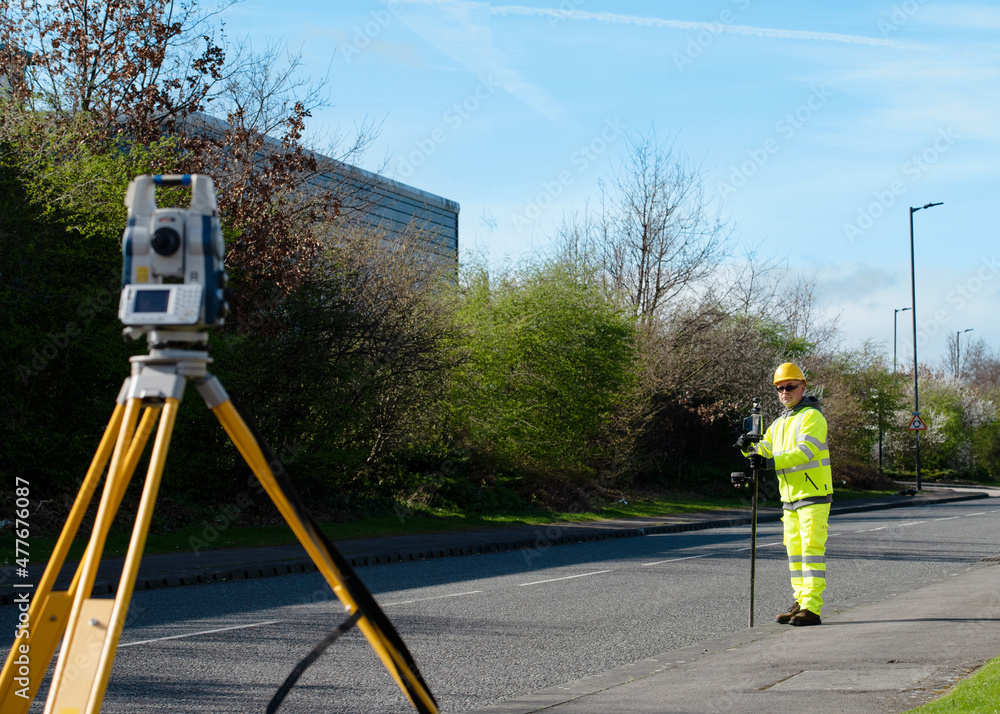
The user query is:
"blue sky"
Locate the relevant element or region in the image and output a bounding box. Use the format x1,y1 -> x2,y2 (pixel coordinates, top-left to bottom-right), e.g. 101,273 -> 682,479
221,0 -> 999,368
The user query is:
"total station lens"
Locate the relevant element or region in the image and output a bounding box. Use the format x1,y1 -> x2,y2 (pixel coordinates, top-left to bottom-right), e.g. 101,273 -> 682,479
151,226 -> 182,256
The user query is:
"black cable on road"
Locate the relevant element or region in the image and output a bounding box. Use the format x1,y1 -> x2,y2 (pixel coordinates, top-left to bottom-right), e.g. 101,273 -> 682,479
267,610 -> 363,714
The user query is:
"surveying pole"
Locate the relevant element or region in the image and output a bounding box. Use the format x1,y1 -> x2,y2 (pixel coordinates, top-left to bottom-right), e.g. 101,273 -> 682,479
732,398 -> 763,627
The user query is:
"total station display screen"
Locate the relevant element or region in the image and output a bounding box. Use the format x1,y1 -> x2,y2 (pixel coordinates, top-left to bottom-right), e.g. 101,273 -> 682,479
133,289 -> 171,313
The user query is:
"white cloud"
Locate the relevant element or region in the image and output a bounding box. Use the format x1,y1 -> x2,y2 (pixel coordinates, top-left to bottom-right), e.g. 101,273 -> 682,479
836,56 -> 1000,144
806,258 -> 1000,367
813,263 -> 901,306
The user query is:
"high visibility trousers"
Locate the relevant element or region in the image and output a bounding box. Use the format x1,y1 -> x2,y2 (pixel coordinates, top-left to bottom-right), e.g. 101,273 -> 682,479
782,501 -> 830,616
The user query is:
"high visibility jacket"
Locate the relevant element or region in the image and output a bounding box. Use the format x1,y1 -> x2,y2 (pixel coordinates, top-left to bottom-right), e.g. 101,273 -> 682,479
748,396 -> 833,507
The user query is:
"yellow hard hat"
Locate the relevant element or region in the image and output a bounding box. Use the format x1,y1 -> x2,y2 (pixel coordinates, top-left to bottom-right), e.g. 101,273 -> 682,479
773,362 -> 806,385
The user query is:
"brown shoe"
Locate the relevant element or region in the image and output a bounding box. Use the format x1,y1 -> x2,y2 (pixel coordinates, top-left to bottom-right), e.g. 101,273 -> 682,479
789,609 -> 822,626
775,602 -> 801,624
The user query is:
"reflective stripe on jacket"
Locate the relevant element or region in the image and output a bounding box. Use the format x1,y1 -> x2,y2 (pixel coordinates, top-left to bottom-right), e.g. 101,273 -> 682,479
749,396 -> 833,504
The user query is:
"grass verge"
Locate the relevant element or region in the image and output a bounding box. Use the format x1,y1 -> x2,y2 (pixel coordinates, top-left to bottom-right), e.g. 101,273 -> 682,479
4,488 -> 892,565
902,656 -> 1000,713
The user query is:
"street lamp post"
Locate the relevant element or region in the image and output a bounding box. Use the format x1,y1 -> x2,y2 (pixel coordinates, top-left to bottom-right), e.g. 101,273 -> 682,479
957,328 -> 974,380
894,307 -> 912,373
910,202 -> 943,492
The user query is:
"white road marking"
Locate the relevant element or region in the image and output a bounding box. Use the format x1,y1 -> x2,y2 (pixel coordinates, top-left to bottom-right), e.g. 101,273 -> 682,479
646,531 -> 742,537
518,570 -> 613,586
643,554 -> 711,566
966,512 -> 987,517
898,521 -> 927,526
935,516 -> 959,521
119,620 -> 283,648
382,590 -> 483,606
736,541 -> 784,551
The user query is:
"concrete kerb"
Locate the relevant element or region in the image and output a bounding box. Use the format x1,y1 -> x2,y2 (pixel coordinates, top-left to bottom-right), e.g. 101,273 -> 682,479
1,491 -> 987,606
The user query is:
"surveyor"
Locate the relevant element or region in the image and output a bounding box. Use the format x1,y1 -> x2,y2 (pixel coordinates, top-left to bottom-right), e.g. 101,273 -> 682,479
738,362 -> 832,626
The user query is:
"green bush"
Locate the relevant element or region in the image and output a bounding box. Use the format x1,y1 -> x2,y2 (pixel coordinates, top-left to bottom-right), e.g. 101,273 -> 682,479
0,127 -> 174,496
448,258 -> 639,477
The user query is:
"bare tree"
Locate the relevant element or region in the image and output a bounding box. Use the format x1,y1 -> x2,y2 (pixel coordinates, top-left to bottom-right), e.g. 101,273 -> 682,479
958,337 -> 1000,390
170,39 -> 384,328
0,0 -> 231,139
550,131 -> 743,424
574,129 -> 734,326
773,273 -> 840,353
943,330 -> 983,382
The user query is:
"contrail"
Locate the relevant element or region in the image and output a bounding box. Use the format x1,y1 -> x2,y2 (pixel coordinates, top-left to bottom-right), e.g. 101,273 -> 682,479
396,1 -> 926,51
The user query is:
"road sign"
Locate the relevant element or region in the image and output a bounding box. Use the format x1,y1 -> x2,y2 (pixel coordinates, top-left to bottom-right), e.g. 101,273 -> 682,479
908,414 -> 927,431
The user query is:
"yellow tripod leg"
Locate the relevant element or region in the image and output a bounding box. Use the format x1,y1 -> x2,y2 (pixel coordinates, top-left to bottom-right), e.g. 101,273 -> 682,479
211,400 -> 438,714
46,398 -> 179,714
212,402 -> 352,600
64,405 -> 162,596
41,397 -> 154,713
0,403 -> 125,712
0,397 -> 163,714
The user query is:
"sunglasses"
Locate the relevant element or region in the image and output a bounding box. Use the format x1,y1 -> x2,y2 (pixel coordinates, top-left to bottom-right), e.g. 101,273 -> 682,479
775,383 -> 803,393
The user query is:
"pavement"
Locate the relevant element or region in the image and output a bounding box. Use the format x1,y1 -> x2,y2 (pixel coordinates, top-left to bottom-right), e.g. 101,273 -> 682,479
6,485 -> 1000,713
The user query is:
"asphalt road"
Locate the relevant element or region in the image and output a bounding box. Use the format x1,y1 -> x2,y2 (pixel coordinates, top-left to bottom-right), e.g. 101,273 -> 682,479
5,497 -> 1000,713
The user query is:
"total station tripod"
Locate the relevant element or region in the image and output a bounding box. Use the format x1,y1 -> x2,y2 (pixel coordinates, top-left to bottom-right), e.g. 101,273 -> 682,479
0,330 -> 439,713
